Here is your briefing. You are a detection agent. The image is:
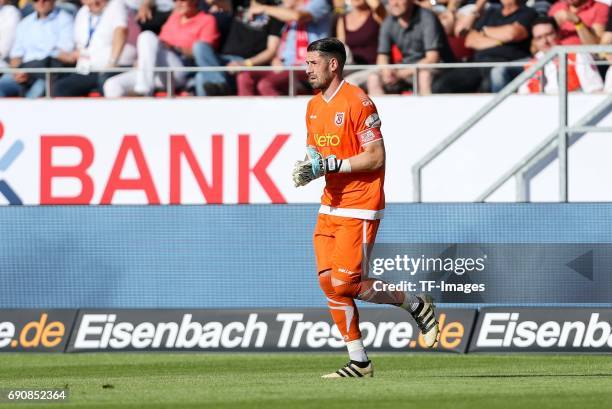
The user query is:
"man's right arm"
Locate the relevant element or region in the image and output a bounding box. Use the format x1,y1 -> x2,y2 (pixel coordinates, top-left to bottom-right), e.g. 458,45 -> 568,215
465,29 -> 503,50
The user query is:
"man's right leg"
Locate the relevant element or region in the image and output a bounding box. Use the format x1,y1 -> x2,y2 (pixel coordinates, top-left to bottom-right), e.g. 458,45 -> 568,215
192,41 -> 227,96
0,74 -> 23,97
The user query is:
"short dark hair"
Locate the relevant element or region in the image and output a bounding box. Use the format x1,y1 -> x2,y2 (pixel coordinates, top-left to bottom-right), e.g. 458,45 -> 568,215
532,15 -> 559,32
307,38 -> 347,72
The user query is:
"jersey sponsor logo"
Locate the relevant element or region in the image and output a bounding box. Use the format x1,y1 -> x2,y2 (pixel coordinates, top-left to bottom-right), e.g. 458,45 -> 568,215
365,113 -> 381,128
314,133 -> 341,147
334,112 -> 345,126
360,97 -> 373,107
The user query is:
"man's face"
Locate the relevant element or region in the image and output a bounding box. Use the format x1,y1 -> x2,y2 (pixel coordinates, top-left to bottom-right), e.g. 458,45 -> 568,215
387,0 -> 411,17
33,0 -> 55,16
305,51 -> 335,90
532,23 -> 558,53
88,0 -> 107,14
500,0 -> 517,8
174,0 -> 197,15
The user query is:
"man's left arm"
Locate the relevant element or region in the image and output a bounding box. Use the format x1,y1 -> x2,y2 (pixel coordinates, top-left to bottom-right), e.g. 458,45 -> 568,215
53,13 -> 75,60
250,0 -> 330,24
344,140 -> 385,172
480,7 -> 535,44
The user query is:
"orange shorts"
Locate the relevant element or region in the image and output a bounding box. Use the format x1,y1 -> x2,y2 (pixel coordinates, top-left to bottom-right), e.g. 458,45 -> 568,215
313,213 -> 380,284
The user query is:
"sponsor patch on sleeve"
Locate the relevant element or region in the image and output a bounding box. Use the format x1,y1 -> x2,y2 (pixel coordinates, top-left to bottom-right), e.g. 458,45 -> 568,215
364,113 -> 381,128
357,127 -> 383,146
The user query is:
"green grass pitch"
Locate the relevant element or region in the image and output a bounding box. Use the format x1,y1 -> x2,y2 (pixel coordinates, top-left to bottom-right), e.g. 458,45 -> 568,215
0,353 -> 611,408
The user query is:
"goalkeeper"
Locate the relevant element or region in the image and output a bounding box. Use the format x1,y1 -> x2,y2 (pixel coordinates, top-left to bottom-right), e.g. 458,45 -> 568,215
293,38 -> 439,379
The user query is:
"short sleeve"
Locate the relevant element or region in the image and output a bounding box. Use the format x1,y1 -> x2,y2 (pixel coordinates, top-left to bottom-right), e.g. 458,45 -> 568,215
350,93 -> 383,147
594,3 -> 609,26
548,2 -> 565,18
198,13 -> 220,48
377,17 -> 393,55
53,11 -> 75,56
421,9 -> 446,51
267,17 -> 284,37
474,9 -> 492,31
303,0 -> 331,23
107,0 -> 129,29
514,7 -> 537,31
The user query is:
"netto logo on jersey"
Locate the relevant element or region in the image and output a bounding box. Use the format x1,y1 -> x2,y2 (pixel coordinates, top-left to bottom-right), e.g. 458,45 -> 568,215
314,133 -> 340,147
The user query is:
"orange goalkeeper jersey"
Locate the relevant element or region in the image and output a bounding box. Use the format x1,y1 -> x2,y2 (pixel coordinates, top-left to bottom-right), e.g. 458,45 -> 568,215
306,81 -> 385,220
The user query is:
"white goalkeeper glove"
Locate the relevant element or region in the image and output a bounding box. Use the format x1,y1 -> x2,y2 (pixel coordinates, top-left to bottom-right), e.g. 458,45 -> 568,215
292,146 -> 347,187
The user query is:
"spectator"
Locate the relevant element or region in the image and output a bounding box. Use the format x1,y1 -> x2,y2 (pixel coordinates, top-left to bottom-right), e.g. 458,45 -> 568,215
20,0 -> 81,16
337,0 -> 385,65
549,0 -> 608,45
599,8 -> 612,91
52,0 -> 135,96
103,0 -> 219,97
192,0 -> 284,96
367,0 -> 455,95
519,15 -> 602,93
0,0 -> 74,98
336,0 -> 385,87
236,0 -> 332,96
0,0 -> 21,68
433,0 -> 536,93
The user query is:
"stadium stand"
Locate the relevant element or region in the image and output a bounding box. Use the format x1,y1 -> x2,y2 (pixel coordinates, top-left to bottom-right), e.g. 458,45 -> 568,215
0,0 -> 610,97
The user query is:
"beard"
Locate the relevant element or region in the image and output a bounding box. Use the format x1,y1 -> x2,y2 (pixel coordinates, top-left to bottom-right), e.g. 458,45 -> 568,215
308,74 -> 332,90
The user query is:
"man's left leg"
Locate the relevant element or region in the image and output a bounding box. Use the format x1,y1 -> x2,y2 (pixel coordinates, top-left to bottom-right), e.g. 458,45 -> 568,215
331,219 -> 439,346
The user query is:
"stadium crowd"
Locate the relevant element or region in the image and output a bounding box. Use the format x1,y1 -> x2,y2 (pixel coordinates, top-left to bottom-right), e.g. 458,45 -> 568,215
0,0 -> 611,97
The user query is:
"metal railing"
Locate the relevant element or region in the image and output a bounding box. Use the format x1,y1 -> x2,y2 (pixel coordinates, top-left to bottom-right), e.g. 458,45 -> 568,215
0,61 -> 534,98
411,44 -> 612,203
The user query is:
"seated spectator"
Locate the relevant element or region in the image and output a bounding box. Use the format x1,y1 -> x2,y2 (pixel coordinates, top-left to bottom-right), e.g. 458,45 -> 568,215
235,0 -> 332,96
519,15 -> 602,93
20,0 -> 81,16
337,0 -> 385,65
336,0 -> 385,87
52,0 -> 135,97
549,0 -> 608,45
367,0 -> 455,96
599,9 -> 612,91
192,0 -> 284,96
433,0 -> 536,93
103,0 -> 219,97
0,0 -> 21,68
0,0 -> 74,98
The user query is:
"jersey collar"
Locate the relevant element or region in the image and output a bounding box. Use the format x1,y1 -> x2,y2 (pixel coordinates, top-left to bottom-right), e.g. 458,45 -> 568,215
321,80 -> 345,104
